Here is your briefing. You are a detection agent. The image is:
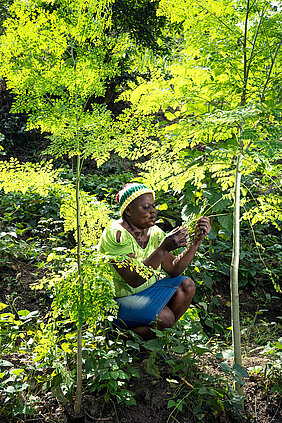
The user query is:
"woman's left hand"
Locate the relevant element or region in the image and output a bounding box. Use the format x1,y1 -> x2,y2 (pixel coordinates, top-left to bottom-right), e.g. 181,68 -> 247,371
194,216 -> 211,241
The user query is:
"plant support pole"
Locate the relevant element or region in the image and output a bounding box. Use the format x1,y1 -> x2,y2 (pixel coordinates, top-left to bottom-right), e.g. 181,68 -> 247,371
230,152 -> 243,393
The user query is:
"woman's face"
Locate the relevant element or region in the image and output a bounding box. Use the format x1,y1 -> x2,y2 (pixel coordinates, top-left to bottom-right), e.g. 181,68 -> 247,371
125,193 -> 157,229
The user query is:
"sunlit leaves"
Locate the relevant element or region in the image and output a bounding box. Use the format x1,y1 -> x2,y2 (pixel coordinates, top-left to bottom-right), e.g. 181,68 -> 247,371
125,0 -> 282,120
0,0 -> 125,157
0,158 -> 57,195
116,0 -> 282,238
51,251 -> 117,327
60,188 -> 111,247
242,194 -> 282,229
0,159 -> 111,246
44,105 -> 114,161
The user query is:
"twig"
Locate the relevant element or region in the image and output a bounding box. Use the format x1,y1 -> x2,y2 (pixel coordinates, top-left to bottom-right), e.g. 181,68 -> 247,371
85,410 -> 113,421
181,377 -> 194,389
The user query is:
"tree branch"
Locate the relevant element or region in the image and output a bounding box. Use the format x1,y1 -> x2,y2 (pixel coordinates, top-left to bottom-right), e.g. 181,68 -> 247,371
241,0 -> 250,107
245,10 -> 265,86
260,43 -> 281,102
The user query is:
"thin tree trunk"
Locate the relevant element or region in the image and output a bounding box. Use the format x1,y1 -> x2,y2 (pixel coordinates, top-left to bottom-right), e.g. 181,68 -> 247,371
230,152 -> 243,394
229,0 -> 251,395
75,327 -> 83,414
74,154 -> 83,415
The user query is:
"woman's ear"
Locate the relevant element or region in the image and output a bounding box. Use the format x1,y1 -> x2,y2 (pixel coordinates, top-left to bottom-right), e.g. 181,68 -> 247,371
124,205 -> 132,217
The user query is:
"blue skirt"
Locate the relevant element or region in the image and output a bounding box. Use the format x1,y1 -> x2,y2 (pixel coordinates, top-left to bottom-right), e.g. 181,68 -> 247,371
113,276 -> 187,329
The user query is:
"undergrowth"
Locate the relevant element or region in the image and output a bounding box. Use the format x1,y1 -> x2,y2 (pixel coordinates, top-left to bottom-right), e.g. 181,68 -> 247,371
0,163 -> 281,422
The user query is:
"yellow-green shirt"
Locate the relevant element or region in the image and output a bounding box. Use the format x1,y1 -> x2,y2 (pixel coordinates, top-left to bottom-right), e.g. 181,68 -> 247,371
98,220 -> 165,297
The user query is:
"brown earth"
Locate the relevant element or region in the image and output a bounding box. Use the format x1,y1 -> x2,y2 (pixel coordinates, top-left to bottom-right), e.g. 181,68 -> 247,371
28,353 -> 282,423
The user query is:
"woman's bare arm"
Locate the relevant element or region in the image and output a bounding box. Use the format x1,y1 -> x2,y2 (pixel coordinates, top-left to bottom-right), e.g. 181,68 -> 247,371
161,216 -> 211,276
113,247 -> 168,288
113,217 -> 211,287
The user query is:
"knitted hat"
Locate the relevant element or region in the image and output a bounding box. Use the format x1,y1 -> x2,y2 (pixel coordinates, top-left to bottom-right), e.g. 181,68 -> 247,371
116,183 -> 155,216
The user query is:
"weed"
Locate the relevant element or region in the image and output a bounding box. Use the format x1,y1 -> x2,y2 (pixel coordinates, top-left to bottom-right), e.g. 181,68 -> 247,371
241,311 -> 282,348
84,328 -> 140,406
0,304 -> 43,418
262,337 -> 282,396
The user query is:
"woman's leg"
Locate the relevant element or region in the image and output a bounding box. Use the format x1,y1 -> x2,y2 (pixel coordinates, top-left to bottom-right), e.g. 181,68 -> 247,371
116,277 -> 195,341
130,305 -> 176,341
167,277 -> 196,321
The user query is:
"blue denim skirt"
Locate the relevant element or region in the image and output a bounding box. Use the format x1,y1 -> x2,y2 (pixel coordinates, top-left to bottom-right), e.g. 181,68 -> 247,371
113,276 -> 187,329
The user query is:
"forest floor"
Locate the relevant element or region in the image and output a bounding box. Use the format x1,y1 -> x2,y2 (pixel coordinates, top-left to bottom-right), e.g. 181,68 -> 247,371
0,261 -> 281,423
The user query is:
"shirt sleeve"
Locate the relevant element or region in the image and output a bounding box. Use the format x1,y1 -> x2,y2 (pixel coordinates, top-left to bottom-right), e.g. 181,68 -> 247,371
98,225 -> 133,257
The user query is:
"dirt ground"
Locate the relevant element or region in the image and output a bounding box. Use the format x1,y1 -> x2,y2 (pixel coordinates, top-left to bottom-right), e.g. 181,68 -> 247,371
33,354 -> 282,423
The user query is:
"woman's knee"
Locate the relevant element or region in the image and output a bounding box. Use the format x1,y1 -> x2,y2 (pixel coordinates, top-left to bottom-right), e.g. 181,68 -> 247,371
156,306 -> 175,329
180,277 -> 196,296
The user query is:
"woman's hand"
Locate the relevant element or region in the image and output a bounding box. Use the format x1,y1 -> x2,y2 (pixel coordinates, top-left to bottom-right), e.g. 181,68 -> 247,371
194,216 -> 211,241
161,218 -> 211,276
160,227 -> 190,252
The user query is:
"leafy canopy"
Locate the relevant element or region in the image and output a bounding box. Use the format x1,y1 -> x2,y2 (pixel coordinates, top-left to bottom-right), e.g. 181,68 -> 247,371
0,0 -> 128,163
119,0 -> 282,229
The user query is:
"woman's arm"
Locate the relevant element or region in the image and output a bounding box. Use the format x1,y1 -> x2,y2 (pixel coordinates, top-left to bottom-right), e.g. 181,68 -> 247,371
113,217 -> 211,287
161,216 -> 211,276
113,226 -> 191,288
112,247 -> 168,288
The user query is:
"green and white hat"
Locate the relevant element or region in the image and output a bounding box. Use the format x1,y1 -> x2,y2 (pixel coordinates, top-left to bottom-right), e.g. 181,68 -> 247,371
116,183 -> 155,216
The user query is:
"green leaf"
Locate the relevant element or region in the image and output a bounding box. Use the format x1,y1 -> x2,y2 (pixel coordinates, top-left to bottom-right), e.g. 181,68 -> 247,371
167,400 -> 176,409
233,375 -> 245,386
144,338 -> 163,351
193,346 -> 211,356
61,342 -> 73,353
11,369 -> 24,376
157,203 -> 168,211
146,352 -> 160,378
0,303 -> 8,311
216,349 -> 234,360
203,276 -> 212,289
204,317 -> 214,328
217,214 -> 233,231
0,360 -> 13,367
274,341 -> 282,350
51,386 -> 67,405
17,310 -> 30,317
110,371 -> 119,380
175,400 -> 183,411
198,302 -> 208,312
220,362 -> 232,373
198,387 -> 208,394
126,340 -> 140,351
233,363 -> 249,378
171,345 -> 185,354
5,386 -> 16,393
124,397 -> 136,406
165,111 -> 175,120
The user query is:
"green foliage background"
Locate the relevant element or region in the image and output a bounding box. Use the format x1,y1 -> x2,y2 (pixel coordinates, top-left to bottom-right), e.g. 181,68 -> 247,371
0,0 -> 281,419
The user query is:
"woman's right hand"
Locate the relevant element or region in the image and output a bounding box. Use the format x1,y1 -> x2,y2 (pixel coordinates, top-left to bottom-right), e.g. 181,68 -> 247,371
160,227 -> 190,252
